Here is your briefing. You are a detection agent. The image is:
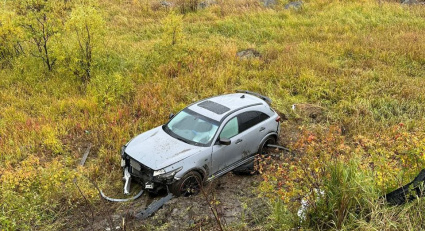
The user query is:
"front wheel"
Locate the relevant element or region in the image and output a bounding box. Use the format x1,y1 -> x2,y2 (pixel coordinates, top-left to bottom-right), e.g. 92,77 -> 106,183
170,171 -> 202,197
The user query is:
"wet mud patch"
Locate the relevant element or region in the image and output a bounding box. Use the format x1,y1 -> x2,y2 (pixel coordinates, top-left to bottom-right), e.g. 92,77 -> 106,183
126,174 -> 269,230
67,173 -> 270,231
62,122 -> 302,230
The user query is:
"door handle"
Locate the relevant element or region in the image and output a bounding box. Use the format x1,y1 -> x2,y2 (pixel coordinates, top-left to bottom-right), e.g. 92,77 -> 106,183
260,127 -> 265,132
235,139 -> 243,144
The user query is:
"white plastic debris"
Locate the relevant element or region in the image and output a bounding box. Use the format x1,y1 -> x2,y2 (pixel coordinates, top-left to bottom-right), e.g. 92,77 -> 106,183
123,167 -> 131,195
297,189 -> 324,221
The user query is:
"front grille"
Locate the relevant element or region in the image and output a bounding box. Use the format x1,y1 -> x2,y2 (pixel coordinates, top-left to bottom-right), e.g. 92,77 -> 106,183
130,159 -> 141,171
128,157 -> 153,182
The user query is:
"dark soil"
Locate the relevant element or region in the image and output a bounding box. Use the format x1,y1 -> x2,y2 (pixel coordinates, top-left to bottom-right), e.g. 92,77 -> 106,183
67,173 -> 269,231
62,121 -> 298,231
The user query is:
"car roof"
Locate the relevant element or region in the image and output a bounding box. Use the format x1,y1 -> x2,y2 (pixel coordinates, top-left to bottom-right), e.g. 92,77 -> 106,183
187,93 -> 268,122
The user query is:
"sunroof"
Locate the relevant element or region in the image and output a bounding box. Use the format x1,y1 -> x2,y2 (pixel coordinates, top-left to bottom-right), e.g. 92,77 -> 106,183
198,100 -> 230,115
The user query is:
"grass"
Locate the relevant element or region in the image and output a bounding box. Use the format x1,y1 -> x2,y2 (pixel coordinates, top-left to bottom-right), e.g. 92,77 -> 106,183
1,0 -> 425,229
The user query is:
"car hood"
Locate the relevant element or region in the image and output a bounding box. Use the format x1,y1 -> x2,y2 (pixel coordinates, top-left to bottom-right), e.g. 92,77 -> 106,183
124,126 -> 205,170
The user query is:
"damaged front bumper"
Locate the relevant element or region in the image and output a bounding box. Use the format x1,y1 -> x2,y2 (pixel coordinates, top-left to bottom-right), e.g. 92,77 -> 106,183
121,152 -> 182,194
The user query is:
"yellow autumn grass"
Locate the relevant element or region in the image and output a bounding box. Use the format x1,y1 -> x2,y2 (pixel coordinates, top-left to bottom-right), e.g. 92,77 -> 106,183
1,0 -> 425,229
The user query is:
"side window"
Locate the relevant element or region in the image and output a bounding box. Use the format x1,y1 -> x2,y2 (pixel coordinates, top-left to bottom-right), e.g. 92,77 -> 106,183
219,117 -> 239,139
237,111 -> 270,133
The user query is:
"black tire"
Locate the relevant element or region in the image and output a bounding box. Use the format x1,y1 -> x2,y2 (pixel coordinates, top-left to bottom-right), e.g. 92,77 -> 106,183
258,136 -> 276,155
170,171 -> 202,197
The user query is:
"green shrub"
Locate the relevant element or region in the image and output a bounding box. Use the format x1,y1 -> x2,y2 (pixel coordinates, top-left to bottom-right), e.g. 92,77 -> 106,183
88,73 -> 135,107
161,11 -> 184,46
65,4 -> 105,83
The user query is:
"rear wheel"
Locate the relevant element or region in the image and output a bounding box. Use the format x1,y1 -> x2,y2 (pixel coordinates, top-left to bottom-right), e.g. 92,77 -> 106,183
254,136 -> 277,172
170,171 -> 202,197
258,136 -> 276,155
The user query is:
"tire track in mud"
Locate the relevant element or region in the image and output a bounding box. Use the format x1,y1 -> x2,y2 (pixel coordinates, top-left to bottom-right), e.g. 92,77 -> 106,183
68,121 -> 298,230
102,174 -> 268,230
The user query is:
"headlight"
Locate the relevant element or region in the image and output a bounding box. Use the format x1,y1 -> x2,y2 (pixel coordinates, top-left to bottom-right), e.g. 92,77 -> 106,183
153,167 -> 183,179
153,169 -> 166,176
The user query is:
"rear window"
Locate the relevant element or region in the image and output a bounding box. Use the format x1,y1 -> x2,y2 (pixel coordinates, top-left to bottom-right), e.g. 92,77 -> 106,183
237,111 -> 269,133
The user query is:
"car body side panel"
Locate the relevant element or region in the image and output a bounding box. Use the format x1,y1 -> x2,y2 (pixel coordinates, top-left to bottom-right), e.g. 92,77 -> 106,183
209,104 -> 279,175
238,122 -> 265,156
211,131 -> 247,174
173,148 -> 213,179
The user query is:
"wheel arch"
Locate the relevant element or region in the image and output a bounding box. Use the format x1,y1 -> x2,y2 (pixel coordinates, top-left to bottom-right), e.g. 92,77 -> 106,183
258,132 -> 278,151
257,132 -> 279,150
178,167 -> 207,182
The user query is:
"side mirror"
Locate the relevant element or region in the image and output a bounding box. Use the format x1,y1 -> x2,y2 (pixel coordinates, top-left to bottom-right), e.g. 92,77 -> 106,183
219,138 -> 231,145
169,113 -> 175,120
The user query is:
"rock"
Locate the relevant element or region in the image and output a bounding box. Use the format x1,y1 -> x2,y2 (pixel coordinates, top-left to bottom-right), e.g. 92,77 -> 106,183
236,48 -> 261,60
291,103 -> 325,122
401,0 -> 418,4
401,0 -> 425,4
198,2 -> 207,9
263,0 -> 277,7
284,1 -> 303,9
160,1 -> 173,8
171,208 -> 179,217
111,215 -> 121,221
198,0 -> 216,9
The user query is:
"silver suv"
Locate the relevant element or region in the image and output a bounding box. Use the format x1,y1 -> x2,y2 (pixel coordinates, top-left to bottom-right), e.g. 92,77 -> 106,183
121,91 -> 281,196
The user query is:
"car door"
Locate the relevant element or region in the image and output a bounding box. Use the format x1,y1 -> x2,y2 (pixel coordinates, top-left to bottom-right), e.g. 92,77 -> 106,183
236,111 -> 270,156
211,116 -> 246,174
210,111 -> 270,175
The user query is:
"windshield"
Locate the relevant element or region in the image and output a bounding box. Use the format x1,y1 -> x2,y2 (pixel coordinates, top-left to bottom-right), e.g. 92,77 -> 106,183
165,109 -> 219,146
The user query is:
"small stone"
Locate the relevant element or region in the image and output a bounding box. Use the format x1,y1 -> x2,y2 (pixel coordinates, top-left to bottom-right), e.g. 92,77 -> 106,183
401,0 -> 418,4
161,1 -> 172,7
401,0 -> 425,4
236,49 -> 261,60
263,0 -> 276,7
292,103 -> 325,122
284,1 -> 303,9
198,0 -> 216,9
171,208 -> 179,216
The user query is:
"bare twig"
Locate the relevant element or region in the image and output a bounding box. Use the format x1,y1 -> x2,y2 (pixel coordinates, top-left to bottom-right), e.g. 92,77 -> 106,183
198,180 -> 225,231
88,178 -> 116,229
73,178 -> 95,231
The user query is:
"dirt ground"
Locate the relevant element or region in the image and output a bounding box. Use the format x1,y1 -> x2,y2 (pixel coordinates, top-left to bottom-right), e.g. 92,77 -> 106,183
66,173 -> 269,231
64,119 -> 301,231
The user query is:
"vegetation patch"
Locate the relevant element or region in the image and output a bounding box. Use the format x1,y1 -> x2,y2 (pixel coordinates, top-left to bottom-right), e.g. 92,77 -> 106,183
1,0 -> 425,230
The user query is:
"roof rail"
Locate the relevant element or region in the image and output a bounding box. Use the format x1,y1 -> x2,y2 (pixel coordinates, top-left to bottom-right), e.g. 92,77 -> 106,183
236,90 -> 272,105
